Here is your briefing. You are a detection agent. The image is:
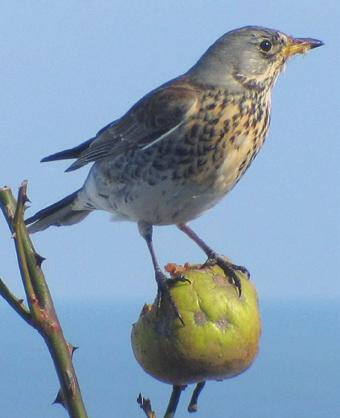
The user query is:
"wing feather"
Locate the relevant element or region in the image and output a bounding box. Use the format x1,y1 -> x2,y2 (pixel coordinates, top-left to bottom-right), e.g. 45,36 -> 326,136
64,80 -> 199,171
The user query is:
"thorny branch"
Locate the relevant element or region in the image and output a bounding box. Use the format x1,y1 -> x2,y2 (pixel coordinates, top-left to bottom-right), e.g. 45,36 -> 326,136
0,183 -> 88,418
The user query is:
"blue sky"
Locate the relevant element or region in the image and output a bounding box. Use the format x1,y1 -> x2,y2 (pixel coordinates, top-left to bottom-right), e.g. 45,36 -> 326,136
0,2 -> 339,418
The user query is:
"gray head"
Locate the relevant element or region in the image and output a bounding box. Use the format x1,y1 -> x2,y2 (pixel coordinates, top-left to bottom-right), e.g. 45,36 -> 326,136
188,26 -> 323,92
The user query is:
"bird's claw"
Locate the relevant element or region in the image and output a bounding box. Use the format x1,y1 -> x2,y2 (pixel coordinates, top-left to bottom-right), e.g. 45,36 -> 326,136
155,271 -> 185,326
233,263 -> 250,280
204,256 -> 249,297
167,274 -> 191,287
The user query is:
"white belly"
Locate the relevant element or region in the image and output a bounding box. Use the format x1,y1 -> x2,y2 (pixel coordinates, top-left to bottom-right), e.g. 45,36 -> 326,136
82,168 -> 224,225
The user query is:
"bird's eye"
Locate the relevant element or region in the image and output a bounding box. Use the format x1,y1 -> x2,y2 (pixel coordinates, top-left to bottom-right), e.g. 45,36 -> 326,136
260,40 -> 272,52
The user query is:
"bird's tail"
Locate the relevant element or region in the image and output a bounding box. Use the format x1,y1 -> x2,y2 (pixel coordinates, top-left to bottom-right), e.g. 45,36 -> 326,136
25,189 -> 92,233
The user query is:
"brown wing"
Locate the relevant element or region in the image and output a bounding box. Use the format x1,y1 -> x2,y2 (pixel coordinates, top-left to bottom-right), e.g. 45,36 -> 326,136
62,81 -> 199,171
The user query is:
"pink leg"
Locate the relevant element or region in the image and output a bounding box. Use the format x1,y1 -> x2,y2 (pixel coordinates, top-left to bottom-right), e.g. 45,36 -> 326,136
177,223 -> 250,296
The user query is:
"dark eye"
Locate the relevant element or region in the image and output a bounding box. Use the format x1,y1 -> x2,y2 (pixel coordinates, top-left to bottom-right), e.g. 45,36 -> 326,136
260,40 -> 272,52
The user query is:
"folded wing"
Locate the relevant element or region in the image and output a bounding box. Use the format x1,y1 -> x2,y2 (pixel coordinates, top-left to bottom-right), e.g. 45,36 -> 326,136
41,80 -> 199,172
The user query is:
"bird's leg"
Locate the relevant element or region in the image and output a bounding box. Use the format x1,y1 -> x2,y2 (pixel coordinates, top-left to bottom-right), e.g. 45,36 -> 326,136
177,223 -> 249,296
138,221 -> 184,325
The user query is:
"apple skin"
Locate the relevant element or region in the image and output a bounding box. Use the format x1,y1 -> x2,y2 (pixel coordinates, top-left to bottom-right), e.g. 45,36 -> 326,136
131,262 -> 261,385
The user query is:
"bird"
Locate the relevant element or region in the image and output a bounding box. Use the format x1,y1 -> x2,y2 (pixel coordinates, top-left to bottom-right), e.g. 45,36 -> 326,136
26,26 -> 323,311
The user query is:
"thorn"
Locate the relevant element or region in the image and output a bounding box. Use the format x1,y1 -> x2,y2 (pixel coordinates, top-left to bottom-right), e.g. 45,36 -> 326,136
67,343 -> 79,357
72,345 -> 79,354
53,389 -> 66,409
34,253 -> 46,267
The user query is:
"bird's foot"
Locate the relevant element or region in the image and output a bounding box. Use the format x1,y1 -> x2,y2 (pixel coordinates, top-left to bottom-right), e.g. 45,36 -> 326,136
155,270 -> 188,326
204,254 -> 250,297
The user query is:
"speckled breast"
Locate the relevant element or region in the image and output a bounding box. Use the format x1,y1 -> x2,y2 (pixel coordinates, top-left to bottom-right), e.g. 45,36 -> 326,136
86,87 -> 272,224
164,87 -> 272,197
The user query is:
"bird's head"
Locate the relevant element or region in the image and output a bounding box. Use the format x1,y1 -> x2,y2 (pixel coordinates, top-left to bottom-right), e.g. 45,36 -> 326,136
189,26 -> 323,92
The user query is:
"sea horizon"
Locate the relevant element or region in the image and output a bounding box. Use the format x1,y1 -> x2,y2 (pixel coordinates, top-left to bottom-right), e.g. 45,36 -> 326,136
0,298 -> 339,418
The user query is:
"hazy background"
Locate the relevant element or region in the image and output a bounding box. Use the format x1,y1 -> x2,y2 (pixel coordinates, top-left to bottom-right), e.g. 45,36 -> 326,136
1,1 -> 339,417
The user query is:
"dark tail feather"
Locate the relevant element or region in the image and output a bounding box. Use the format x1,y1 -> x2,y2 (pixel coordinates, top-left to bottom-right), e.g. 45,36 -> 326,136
25,190 -> 92,233
41,137 -> 95,163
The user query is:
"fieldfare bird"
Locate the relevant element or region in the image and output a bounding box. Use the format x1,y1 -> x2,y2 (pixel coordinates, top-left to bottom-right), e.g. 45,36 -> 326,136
26,26 -> 323,306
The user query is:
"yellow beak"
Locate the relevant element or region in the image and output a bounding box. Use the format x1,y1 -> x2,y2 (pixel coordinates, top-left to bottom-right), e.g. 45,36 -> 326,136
282,37 -> 324,58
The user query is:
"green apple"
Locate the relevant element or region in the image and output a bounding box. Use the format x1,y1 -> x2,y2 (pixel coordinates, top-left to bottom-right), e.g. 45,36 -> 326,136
131,262 -> 261,385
